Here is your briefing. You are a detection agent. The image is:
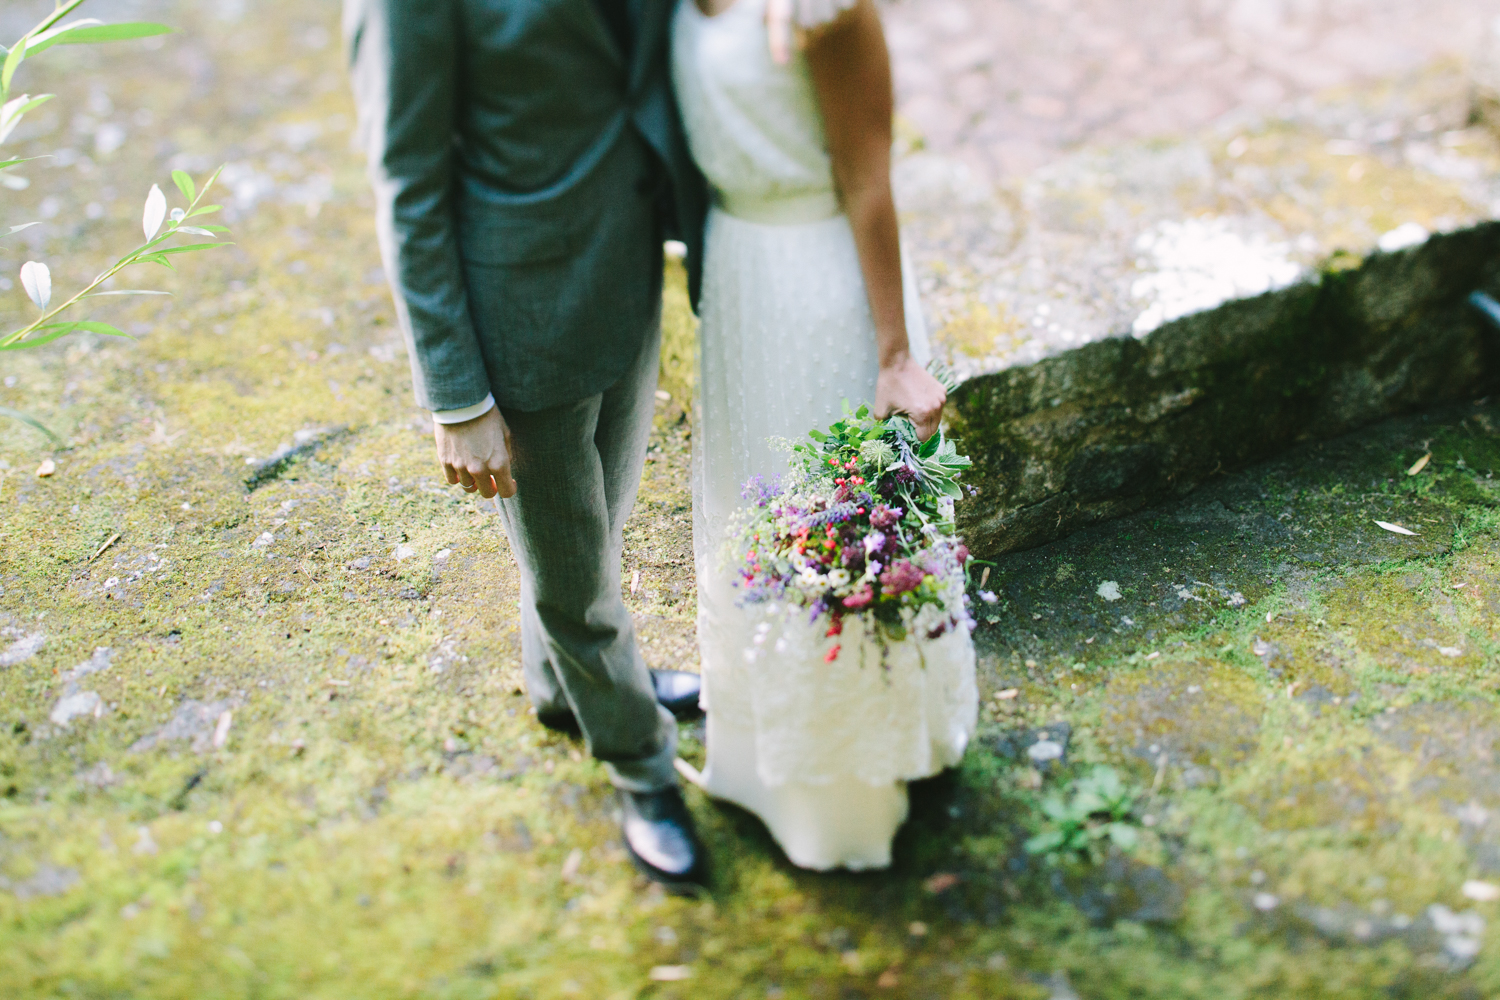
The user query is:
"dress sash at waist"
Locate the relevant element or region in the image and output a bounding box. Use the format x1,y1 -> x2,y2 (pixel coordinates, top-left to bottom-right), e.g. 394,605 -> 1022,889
714,189 -> 840,225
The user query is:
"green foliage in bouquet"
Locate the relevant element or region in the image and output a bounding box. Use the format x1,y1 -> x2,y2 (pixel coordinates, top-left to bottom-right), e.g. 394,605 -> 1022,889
798,403 -> 972,531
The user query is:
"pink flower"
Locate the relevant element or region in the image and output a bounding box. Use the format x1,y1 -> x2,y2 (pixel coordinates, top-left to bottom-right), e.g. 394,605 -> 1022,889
824,644 -> 841,663
955,544 -> 969,565
879,559 -> 926,596
842,584 -> 874,610
869,504 -> 903,529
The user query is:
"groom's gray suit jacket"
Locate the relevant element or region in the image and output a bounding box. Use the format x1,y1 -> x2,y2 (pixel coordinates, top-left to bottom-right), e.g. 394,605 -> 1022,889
344,0 -> 708,413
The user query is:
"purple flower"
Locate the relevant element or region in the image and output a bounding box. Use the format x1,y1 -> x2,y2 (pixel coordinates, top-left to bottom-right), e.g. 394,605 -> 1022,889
879,559 -> 927,596
803,502 -> 859,529
869,504 -> 903,529
862,531 -> 886,557
741,475 -> 783,506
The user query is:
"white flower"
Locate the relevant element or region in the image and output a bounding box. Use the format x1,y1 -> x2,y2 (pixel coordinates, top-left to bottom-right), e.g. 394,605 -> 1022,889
979,590 -> 998,604
859,439 -> 895,467
827,568 -> 851,588
797,568 -> 825,590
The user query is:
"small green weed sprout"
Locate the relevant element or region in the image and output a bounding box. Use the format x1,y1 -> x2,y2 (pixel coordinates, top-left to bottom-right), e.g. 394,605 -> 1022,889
1025,765 -> 1142,865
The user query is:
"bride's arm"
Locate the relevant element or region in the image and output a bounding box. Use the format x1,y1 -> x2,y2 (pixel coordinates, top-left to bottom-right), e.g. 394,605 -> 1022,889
805,0 -> 946,441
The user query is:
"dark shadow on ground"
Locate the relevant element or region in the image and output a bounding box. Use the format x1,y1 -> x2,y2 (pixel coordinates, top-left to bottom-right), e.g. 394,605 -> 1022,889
680,399 -> 1500,999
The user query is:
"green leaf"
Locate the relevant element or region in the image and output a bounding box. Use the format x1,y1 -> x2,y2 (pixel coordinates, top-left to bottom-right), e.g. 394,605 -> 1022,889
16,18 -> 102,55
156,241 -> 233,255
197,164 -> 226,198
1024,830 -> 1066,855
172,168 -> 195,202
2,221 -> 40,238
25,22 -> 173,57
0,321 -> 80,351
1106,824 -> 1140,851
0,93 -> 54,144
1039,795 -> 1070,821
68,321 -> 131,338
186,205 -> 222,218
2,34 -> 27,99
1073,790 -> 1109,815
0,155 -> 43,171
83,289 -> 171,298
1089,766 -> 1126,800
0,405 -> 60,443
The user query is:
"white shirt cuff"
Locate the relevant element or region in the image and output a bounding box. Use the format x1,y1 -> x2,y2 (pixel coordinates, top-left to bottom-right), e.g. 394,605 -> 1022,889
431,393 -> 496,425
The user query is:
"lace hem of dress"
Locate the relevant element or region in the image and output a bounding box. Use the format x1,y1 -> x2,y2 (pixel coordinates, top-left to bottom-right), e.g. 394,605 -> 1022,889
702,593 -> 979,788
794,0 -> 857,29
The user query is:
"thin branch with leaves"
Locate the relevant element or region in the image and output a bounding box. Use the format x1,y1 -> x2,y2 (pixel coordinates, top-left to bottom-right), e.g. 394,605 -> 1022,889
5,166 -> 232,351
2,1 -> 231,442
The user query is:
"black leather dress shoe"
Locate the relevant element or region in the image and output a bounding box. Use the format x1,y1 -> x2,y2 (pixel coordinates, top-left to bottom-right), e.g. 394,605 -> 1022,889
535,709 -> 580,736
651,669 -> 704,721
620,786 -> 707,891
536,670 -> 703,734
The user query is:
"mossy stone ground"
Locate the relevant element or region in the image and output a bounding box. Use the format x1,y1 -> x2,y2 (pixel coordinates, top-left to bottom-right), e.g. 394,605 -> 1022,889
1,3 -> 1499,998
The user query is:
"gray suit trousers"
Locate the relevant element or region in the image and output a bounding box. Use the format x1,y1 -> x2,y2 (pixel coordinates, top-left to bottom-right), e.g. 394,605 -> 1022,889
495,319 -> 677,792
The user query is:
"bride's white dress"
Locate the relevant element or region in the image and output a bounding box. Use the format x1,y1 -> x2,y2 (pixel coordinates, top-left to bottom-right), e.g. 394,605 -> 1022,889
672,0 -> 979,870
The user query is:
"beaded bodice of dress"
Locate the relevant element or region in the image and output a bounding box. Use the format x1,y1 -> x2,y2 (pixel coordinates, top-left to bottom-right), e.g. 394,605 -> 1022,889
671,0 -> 840,222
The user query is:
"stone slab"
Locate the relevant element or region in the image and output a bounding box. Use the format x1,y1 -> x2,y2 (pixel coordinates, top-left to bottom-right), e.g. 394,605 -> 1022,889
950,223 -> 1500,553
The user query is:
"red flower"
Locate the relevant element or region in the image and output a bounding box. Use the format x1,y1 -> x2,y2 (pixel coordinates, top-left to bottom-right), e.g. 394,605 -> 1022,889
825,617 -> 843,637
956,544 -> 970,565
824,644 -> 841,663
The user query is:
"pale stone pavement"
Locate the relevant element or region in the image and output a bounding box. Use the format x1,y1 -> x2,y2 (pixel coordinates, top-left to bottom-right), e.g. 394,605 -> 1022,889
884,0 -> 1493,181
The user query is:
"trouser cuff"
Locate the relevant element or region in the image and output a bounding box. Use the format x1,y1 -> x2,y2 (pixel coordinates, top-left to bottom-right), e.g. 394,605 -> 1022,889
603,706 -> 679,793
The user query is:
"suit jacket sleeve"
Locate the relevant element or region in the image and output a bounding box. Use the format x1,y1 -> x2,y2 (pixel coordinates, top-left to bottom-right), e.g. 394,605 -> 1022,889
345,0 -> 491,412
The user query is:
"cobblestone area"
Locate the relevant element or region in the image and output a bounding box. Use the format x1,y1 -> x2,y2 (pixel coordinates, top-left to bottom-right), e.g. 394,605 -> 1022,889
885,1 -> 1500,379
885,0 -> 1493,180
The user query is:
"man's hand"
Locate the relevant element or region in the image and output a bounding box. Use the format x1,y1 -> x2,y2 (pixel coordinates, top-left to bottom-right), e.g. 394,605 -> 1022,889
875,354 -> 946,442
434,406 -> 517,499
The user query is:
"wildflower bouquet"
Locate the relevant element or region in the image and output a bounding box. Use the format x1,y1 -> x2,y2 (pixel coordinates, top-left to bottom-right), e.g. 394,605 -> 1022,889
730,403 -> 975,662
